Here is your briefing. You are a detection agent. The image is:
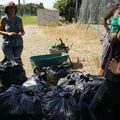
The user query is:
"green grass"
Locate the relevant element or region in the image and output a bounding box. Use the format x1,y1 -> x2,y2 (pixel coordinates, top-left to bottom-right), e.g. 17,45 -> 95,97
21,16 -> 37,25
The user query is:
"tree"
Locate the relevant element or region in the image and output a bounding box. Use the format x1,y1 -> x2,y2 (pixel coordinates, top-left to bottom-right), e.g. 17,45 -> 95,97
54,0 -> 82,22
21,3 -> 44,16
39,2 -> 44,9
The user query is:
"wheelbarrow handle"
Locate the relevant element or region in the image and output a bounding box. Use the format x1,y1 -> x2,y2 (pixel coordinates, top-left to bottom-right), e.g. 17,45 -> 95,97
59,38 -> 67,52
59,38 -> 73,67
59,38 -> 65,47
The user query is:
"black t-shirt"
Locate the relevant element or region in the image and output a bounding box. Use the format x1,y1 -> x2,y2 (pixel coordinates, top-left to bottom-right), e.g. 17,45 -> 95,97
105,37 -> 120,82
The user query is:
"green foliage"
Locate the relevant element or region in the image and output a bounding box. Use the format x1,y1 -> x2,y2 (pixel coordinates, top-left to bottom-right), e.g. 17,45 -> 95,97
54,0 -> 82,22
59,16 -> 66,23
22,16 -> 37,25
0,3 -> 44,17
47,22 -> 58,27
20,3 -> 44,16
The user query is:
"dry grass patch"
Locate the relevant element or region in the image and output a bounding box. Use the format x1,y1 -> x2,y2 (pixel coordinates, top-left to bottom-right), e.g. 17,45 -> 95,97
0,24 -> 103,76
42,24 -> 99,41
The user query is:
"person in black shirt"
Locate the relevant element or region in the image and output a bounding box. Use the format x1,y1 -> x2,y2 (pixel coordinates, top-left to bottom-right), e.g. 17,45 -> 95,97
108,58 -> 120,75
89,35 -> 120,120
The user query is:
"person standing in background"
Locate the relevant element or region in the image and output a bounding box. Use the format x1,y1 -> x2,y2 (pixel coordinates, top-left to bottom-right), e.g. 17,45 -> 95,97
89,20 -> 120,120
0,1 -> 25,65
100,3 -> 120,76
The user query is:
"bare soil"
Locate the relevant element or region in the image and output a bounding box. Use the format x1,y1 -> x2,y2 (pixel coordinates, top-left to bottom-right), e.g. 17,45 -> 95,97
0,24 -> 104,77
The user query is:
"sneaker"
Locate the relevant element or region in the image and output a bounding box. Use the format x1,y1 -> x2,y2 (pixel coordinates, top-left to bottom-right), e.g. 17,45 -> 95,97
10,60 -> 20,66
1,56 -> 9,64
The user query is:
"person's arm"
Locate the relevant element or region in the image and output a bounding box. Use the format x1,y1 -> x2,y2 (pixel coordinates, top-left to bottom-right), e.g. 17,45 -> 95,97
0,18 -> 16,36
103,6 -> 118,33
18,19 -> 25,36
108,59 -> 120,75
0,18 -> 8,36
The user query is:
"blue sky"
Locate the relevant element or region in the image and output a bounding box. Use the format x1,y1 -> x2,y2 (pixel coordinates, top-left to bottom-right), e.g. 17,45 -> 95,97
0,0 -> 57,8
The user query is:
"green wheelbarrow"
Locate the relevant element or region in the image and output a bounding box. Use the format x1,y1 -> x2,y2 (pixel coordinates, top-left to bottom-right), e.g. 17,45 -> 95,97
30,52 -> 69,74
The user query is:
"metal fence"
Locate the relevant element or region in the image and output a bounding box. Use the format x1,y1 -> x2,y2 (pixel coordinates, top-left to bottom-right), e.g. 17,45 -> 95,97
78,0 -> 117,24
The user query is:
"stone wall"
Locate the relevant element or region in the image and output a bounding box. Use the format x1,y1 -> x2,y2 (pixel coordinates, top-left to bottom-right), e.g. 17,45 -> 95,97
37,9 -> 59,26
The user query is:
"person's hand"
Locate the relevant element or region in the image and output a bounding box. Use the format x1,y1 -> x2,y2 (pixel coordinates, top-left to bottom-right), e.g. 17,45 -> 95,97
18,31 -> 25,36
7,32 -> 17,36
108,59 -> 120,75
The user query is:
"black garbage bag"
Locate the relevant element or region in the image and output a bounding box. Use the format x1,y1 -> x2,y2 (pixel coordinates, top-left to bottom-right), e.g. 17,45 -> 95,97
78,77 -> 105,120
0,62 -> 27,89
0,114 -> 38,120
0,80 -> 21,117
15,93 -> 43,116
0,85 -> 23,118
0,85 -> 43,120
22,74 -> 50,94
57,72 -> 86,102
45,65 -> 70,85
44,88 -> 80,120
57,72 -> 86,90
61,84 -> 81,103
106,103 -> 120,120
0,79 -> 3,93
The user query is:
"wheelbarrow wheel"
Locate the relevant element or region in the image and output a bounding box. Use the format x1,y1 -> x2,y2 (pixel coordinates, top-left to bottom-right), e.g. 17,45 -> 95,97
33,66 -> 40,74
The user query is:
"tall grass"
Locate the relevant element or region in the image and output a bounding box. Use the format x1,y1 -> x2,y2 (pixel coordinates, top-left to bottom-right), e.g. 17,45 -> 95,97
42,24 -> 99,41
21,16 -> 37,25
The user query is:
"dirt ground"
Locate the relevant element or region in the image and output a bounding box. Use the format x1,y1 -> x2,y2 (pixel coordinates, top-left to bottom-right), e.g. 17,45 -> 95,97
0,24 -> 104,77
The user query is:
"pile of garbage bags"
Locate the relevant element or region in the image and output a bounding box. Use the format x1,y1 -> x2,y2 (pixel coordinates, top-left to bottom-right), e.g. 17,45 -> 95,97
0,62 -> 120,120
0,60 -> 27,90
